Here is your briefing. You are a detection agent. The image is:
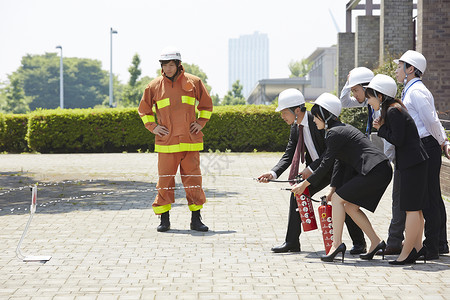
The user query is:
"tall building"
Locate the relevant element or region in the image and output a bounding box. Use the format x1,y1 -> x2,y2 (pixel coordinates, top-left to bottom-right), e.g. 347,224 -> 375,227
228,31 -> 269,98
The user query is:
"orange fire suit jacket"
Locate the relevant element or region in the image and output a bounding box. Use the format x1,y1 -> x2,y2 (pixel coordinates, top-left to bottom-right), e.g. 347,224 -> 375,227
138,66 -> 213,153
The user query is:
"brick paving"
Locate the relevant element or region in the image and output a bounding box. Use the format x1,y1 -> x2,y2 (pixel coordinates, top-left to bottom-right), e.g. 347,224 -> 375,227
0,153 -> 449,300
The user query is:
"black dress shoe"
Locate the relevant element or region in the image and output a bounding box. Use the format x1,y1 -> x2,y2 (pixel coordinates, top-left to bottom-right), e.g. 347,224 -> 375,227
271,242 -> 301,253
415,246 -> 428,263
321,243 -> 346,262
360,241 -> 386,260
349,244 -> 367,255
389,248 -> 418,265
439,244 -> 449,255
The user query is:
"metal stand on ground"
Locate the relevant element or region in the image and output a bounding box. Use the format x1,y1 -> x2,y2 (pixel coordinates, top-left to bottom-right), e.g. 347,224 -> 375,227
15,185 -> 52,263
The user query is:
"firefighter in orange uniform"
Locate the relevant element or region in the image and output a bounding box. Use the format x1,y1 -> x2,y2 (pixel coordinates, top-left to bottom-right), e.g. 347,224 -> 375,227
138,47 -> 213,232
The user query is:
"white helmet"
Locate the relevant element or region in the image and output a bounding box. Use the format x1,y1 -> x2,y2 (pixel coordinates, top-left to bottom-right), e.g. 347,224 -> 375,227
347,67 -> 374,88
159,46 -> 182,62
394,50 -> 426,74
366,74 -> 397,98
314,93 -> 342,117
275,89 -> 305,112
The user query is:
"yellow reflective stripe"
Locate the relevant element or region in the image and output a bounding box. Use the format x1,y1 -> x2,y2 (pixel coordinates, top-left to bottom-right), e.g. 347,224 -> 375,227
155,143 -> 204,153
153,204 -> 171,214
198,110 -> 212,119
188,204 -> 203,212
156,98 -> 170,109
182,96 -> 196,105
141,115 -> 155,124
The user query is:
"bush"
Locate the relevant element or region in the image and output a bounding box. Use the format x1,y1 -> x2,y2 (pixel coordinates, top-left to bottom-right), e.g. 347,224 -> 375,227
339,107 -> 369,133
1,114 -> 29,153
0,104 -> 381,153
27,108 -> 153,153
23,106 -> 291,153
203,105 -> 289,152
2,105 -> 373,154
0,113 -> 5,150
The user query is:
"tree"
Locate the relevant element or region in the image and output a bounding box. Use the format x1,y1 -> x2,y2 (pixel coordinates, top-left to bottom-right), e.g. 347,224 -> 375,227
2,75 -> 30,114
121,54 -> 152,107
222,80 -> 246,105
128,53 -> 142,87
211,93 -> 220,106
5,53 -> 111,110
289,59 -> 313,78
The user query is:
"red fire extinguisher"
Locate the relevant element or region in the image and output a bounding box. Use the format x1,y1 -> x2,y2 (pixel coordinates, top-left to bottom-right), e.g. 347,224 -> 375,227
318,196 -> 333,254
294,187 -> 318,232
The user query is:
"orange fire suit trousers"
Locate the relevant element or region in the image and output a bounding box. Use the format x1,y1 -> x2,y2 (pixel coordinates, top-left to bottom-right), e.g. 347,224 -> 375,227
152,151 -> 206,214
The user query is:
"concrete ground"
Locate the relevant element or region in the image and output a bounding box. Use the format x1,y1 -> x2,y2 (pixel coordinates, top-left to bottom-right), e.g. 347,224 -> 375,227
0,153 -> 449,300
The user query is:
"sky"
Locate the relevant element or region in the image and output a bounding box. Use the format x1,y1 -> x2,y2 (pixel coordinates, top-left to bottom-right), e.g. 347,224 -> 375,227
0,0 -> 363,97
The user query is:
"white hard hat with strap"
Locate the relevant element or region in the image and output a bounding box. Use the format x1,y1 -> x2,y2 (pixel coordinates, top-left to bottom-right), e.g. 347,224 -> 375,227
275,89 -> 305,112
347,67 -> 374,88
159,46 -> 182,62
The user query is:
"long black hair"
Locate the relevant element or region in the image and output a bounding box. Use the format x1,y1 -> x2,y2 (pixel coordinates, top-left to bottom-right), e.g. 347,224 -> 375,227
365,88 -> 406,123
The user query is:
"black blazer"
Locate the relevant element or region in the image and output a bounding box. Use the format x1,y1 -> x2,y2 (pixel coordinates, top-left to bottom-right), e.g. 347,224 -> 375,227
307,122 -> 388,188
377,106 -> 428,170
271,112 -> 329,194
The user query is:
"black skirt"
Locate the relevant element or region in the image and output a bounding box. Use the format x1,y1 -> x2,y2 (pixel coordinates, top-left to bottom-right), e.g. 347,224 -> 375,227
399,160 -> 429,211
336,160 -> 393,212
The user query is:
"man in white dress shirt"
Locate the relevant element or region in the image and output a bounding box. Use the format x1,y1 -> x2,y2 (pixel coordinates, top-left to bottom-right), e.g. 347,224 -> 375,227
395,50 -> 450,259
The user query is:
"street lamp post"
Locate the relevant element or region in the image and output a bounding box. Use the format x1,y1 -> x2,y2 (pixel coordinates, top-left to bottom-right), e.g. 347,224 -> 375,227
56,45 -> 64,109
109,27 -> 118,107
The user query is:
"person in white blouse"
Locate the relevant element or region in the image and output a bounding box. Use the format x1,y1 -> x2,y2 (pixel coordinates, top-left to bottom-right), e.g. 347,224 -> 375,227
395,50 -> 450,260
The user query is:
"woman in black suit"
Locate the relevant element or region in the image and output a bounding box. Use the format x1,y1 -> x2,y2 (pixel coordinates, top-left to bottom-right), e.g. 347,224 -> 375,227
292,93 -> 392,262
367,74 -> 429,264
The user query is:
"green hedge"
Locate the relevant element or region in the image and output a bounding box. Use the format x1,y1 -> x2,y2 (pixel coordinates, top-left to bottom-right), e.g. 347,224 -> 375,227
0,113 -> 5,151
27,108 -> 153,153
0,105 -> 372,154
1,114 -> 29,153
340,107 -> 369,133
203,105 -> 289,152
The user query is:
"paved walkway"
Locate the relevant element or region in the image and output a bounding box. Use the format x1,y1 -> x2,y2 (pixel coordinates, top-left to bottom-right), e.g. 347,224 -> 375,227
0,153 -> 449,300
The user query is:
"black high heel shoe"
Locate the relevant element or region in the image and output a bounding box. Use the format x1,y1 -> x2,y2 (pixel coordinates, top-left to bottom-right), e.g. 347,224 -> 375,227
414,246 -> 427,263
321,243 -> 346,262
389,248 -> 418,265
360,241 -> 386,260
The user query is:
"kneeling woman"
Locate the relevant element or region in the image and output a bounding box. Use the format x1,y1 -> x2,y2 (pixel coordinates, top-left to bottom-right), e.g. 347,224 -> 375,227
291,93 -> 392,262
367,74 -> 429,265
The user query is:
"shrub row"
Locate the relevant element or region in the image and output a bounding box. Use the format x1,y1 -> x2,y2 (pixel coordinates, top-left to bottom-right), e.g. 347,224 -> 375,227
0,114 -> 29,153
0,105 -> 371,154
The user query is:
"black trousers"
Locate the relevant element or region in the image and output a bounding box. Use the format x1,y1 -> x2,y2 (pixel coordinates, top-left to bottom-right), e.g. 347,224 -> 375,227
285,186 -> 365,247
422,137 -> 448,255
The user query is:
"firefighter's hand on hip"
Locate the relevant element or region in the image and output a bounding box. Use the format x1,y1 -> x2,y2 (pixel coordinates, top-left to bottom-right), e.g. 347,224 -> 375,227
153,125 -> 169,137
291,180 -> 310,195
299,167 -> 312,179
190,122 -> 203,134
257,173 -> 273,183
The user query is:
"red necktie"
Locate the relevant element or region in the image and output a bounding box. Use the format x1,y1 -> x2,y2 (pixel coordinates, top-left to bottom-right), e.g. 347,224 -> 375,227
288,124 -> 305,185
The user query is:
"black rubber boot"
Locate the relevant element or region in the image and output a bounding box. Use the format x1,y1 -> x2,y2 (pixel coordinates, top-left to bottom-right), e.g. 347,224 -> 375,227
190,210 -> 208,232
157,211 -> 170,232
